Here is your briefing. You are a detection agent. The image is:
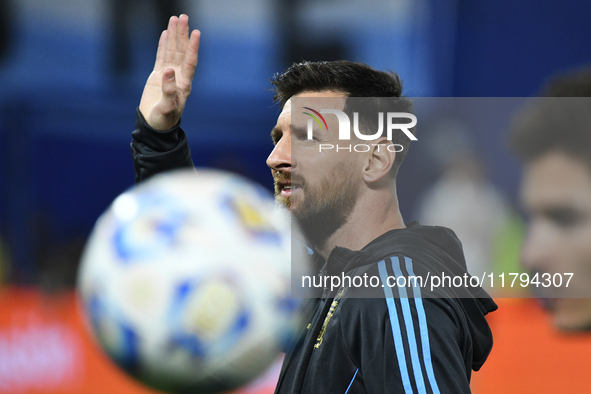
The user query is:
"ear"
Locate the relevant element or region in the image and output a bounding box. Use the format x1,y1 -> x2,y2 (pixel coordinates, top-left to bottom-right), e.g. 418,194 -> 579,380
361,137 -> 396,184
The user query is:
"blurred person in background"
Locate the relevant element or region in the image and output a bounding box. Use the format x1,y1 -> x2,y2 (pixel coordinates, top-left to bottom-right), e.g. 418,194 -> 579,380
510,68 -> 591,332
130,14 -> 497,394
471,68 -> 591,394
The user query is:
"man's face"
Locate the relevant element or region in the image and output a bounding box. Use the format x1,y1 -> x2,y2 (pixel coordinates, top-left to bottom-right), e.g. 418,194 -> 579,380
266,91 -> 363,245
520,151 -> 591,331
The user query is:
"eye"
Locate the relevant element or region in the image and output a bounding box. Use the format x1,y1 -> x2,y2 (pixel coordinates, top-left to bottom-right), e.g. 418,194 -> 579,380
546,208 -> 582,228
292,128 -> 306,140
271,130 -> 282,145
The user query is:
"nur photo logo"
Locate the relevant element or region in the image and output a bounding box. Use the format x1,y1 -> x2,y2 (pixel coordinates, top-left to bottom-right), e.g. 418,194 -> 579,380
302,107 -> 417,153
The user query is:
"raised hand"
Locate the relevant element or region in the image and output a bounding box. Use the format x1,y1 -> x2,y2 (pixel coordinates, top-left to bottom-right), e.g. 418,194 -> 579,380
139,15 -> 201,131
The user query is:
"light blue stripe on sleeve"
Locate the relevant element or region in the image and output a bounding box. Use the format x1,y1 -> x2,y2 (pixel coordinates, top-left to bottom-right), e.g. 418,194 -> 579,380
377,260 -> 414,394
344,368 -> 359,394
391,256 -> 427,394
405,256 -> 441,394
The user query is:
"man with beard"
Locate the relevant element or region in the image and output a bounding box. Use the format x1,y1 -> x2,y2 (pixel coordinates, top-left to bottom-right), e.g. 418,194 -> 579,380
131,14 -> 497,393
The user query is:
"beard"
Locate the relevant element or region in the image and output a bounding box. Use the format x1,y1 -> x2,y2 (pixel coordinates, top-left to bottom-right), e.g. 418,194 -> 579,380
274,164 -> 359,249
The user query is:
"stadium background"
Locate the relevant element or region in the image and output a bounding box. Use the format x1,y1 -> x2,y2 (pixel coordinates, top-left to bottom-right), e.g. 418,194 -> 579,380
0,0 -> 591,392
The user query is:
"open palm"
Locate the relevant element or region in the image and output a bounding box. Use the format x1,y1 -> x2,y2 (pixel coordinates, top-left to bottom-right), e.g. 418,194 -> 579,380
139,14 -> 201,131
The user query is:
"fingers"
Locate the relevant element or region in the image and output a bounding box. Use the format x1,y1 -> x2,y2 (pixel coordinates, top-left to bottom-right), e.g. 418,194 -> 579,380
182,29 -> 201,83
160,68 -> 179,114
163,16 -> 178,65
174,14 -> 190,66
154,30 -> 167,70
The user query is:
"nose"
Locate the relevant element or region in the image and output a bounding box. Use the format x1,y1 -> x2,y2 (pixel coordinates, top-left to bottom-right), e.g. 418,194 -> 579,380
521,220 -> 553,273
266,134 -> 292,172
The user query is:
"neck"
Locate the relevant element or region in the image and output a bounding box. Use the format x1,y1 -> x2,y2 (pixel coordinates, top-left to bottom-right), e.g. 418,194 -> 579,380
314,189 -> 405,260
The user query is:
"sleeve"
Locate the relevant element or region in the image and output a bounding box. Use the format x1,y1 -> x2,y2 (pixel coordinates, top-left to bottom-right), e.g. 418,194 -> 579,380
341,260 -> 473,394
130,108 -> 195,183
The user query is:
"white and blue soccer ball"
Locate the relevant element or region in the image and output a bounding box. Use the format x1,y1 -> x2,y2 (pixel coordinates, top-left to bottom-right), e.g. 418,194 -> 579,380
77,169 -> 307,394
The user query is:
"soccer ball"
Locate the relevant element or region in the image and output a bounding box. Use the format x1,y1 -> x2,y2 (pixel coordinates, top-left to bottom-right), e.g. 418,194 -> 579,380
77,169 -> 308,393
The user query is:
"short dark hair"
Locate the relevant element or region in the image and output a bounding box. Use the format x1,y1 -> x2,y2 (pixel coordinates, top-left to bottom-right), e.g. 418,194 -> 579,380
509,67 -> 591,170
271,60 -> 415,178
541,67 -> 591,97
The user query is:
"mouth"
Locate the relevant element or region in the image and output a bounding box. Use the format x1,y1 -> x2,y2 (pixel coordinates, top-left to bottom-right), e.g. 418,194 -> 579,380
278,181 -> 302,197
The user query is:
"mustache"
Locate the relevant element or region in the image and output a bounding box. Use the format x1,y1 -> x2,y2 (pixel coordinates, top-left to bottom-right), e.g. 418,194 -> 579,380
273,172 -> 305,186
